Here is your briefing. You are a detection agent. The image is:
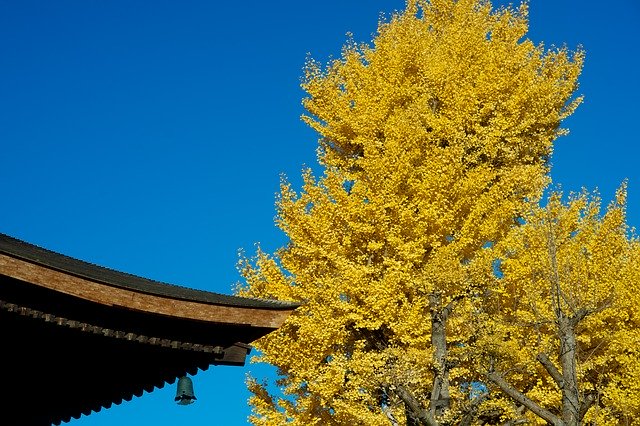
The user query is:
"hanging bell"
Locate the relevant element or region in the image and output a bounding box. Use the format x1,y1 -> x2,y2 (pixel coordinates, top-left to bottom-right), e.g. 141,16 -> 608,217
175,376 -> 196,405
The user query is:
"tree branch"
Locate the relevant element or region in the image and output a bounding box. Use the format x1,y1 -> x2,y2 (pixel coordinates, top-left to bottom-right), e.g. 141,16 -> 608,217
459,393 -> 489,426
442,294 -> 464,321
487,371 -> 563,426
569,307 -> 590,328
380,387 -> 400,426
536,353 -> 564,389
578,390 -> 598,421
394,385 -> 439,426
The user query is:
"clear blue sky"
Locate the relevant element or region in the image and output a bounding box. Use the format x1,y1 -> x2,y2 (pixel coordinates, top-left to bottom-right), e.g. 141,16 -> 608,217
1,1 -> 638,424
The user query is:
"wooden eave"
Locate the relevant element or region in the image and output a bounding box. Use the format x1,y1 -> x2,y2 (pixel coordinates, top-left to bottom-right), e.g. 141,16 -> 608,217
0,233 -> 299,425
0,252 -> 292,329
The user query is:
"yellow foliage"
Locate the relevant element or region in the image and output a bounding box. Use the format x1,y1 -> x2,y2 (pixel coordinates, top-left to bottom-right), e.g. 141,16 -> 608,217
236,0 -> 588,424
479,187 -> 640,424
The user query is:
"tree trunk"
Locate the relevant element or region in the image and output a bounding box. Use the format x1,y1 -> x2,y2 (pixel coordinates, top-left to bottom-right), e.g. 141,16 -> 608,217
558,314 -> 581,426
429,293 -> 450,417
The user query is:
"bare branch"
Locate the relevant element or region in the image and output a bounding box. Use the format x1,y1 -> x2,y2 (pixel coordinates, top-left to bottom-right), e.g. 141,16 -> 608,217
487,371 -> 563,426
536,353 -> 564,389
579,390 -> 598,421
394,385 -> 439,426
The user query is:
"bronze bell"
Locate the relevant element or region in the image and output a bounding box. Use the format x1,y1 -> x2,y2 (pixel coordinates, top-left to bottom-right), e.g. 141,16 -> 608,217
175,376 -> 196,405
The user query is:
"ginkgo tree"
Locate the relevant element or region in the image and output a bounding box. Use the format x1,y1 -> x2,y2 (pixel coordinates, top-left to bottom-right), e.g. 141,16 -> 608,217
230,0 -> 628,424
473,188 -> 640,425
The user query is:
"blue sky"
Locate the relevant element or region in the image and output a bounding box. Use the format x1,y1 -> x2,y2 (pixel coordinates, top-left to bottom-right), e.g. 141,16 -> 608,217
1,0 -> 638,424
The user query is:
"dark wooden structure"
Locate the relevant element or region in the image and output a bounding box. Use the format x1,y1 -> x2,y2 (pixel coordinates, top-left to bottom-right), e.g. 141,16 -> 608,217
0,233 -> 298,425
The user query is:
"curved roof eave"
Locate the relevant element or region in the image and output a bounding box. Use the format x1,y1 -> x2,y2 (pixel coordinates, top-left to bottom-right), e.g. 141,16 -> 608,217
0,233 -> 300,328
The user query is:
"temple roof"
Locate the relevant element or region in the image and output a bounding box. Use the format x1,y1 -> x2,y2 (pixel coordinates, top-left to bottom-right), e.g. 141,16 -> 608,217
0,233 -> 298,425
0,233 -> 295,309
